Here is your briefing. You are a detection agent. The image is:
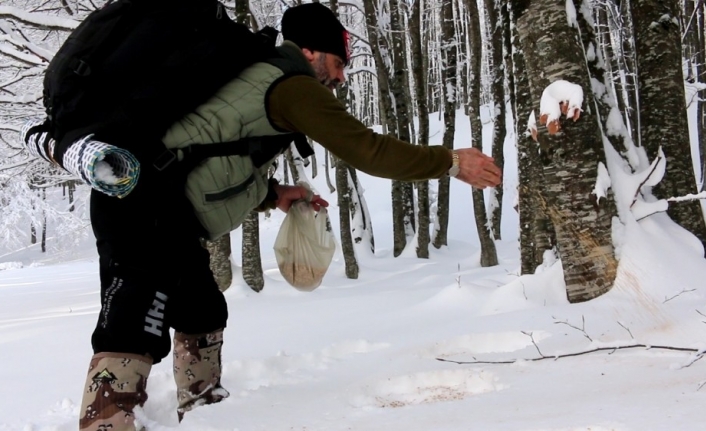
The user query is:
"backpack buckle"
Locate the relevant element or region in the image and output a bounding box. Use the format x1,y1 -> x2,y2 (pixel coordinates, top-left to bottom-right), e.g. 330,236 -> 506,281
73,59 -> 91,77
153,149 -> 177,172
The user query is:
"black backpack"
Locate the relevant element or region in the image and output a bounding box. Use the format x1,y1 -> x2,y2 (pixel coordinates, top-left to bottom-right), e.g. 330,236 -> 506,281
39,0 -> 303,171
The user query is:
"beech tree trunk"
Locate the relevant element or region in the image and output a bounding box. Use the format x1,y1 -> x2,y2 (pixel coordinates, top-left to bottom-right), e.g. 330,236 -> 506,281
513,0 -> 617,302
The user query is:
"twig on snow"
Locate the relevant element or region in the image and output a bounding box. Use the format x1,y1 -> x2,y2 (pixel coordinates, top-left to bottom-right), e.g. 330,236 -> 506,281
630,154 -> 663,208
617,321 -> 634,339
435,344 -> 702,365
663,288 -> 697,303
696,309 -> 706,323
554,315 -> 593,342
521,331 -> 544,357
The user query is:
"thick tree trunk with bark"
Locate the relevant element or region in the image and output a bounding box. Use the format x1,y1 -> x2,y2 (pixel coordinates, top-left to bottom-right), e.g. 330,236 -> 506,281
514,0 -> 616,302
630,0 -> 706,252
511,14 -> 554,274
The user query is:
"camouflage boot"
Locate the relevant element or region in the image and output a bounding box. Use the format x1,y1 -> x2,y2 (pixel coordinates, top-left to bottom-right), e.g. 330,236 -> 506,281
79,352 -> 152,431
173,329 -> 230,421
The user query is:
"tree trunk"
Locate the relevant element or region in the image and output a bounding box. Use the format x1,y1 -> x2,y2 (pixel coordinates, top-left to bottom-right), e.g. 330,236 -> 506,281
513,0 -> 617,302
630,0 -> 706,252
68,180 -> 75,212
336,157 -> 359,278
410,0 -> 431,259
510,5 -> 554,274
615,0 -> 641,144
389,0 -> 416,256
324,149 -> 336,193
433,0 -> 458,249
41,187 -> 47,253
467,0 -> 498,266
331,0 -> 360,276
484,0 -> 505,240
362,0 -> 414,257
696,1 -> 706,191
349,167 -> 376,254
206,236 -> 233,291
242,212 -> 264,292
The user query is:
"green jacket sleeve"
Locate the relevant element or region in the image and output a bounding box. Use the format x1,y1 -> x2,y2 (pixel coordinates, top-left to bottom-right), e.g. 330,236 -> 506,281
267,75 -> 452,181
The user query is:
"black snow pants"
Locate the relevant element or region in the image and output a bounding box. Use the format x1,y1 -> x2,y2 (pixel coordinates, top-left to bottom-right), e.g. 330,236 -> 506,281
89,166 -> 228,363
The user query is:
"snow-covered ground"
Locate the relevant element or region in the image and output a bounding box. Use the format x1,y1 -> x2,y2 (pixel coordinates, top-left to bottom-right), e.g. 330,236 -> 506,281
1,110 -> 705,430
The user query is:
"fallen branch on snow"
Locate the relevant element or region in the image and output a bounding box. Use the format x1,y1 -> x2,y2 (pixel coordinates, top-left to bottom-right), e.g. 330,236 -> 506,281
435,344 -> 704,366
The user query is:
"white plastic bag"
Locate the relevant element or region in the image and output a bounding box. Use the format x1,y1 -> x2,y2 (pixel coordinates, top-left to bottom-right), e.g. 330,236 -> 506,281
274,199 -> 336,291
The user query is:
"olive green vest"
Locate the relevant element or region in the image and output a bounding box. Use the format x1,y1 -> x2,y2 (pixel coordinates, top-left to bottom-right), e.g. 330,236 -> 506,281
162,42 -> 315,240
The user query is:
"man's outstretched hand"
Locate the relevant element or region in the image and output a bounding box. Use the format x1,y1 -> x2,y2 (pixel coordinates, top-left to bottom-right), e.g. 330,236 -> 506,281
273,183 -> 329,212
455,148 -> 502,189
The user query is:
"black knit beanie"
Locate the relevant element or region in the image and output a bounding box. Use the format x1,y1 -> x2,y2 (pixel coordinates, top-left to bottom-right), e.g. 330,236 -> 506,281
281,3 -> 350,65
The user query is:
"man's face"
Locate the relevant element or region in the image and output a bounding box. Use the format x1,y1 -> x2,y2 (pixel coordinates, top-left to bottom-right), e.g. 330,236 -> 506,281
311,52 -> 346,91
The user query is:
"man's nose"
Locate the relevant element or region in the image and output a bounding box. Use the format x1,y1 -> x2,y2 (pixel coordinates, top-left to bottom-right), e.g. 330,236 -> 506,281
337,68 -> 346,84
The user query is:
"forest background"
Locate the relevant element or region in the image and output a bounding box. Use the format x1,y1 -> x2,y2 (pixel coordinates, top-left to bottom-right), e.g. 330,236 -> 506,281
3,0 -> 706,301
2,0 -> 706,429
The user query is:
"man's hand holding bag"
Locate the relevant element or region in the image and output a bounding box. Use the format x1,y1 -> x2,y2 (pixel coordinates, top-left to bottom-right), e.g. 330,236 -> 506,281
273,183 -> 335,291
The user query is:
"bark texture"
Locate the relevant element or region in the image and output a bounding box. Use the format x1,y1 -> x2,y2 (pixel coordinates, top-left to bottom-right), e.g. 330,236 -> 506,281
336,157 -> 359,279
514,0 -> 617,302
242,212 -> 264,292
206,236 -> 233,291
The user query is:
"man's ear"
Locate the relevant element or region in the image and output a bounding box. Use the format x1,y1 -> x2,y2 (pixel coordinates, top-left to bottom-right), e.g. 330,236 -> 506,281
301,48 -> 316,62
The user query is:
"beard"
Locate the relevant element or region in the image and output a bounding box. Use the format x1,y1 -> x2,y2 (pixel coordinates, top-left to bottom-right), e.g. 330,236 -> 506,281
313,55 -> 340,91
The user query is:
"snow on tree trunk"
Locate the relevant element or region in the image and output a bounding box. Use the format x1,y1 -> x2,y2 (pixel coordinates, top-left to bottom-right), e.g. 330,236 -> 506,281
484,0 -> 506,241
348,167 -> 375,255
630,0 -> 706,252
514,0 -> 617,302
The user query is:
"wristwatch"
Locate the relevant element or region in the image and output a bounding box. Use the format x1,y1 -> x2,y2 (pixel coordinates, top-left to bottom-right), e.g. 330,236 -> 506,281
447,150 -> 460,177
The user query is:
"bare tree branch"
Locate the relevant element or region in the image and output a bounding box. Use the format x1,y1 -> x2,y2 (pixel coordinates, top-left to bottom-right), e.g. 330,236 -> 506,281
521,331 -> 544,357
554,315 -> 593,342
617,321 -> 634,339
436,344 -> 704,365
630,154 -> 663,208
664,288 -> 697,303
0,6 -> 78,31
